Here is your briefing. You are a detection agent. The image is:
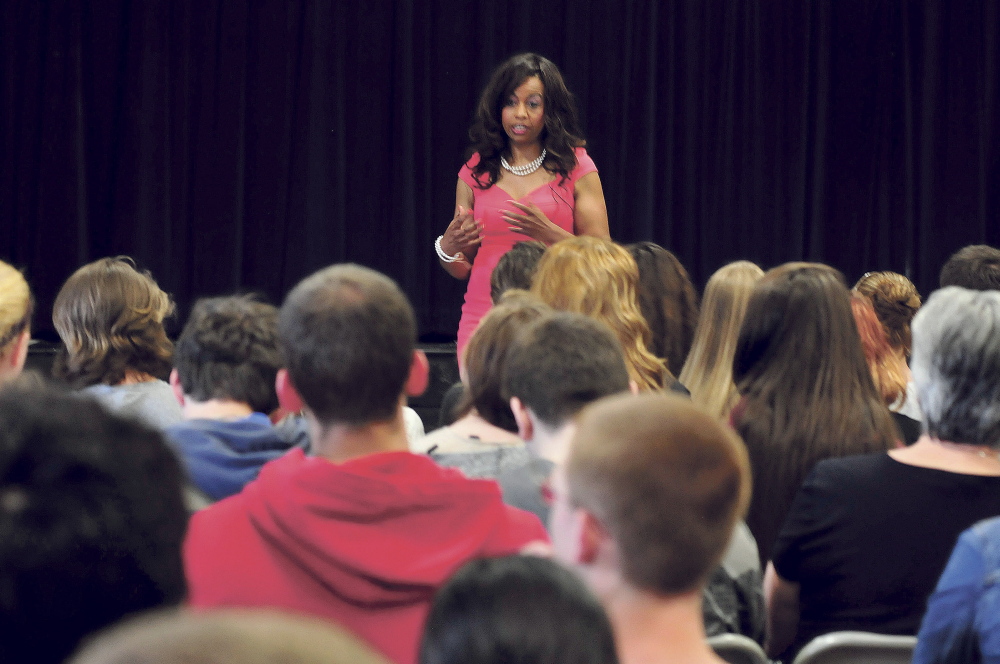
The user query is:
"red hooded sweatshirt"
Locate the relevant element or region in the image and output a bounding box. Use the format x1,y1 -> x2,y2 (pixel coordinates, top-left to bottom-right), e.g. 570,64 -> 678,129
183,449 -> 547,664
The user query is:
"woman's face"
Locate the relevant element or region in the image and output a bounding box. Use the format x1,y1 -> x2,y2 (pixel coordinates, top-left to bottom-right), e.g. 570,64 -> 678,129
501,76 -> 545,148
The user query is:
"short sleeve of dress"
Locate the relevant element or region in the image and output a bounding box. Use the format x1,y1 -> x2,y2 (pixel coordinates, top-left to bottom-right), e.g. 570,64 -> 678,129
570,147 -> 598,184
459,153 -> 483,190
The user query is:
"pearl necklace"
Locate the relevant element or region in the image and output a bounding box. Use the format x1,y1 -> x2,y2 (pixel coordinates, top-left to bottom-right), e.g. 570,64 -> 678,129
501,149 -> 547,176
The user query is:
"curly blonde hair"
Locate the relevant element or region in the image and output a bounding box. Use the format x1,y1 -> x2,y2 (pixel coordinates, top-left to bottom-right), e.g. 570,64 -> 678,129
531,237 -> 667,391
0,260 -> 33,357
53,257 -> 174,388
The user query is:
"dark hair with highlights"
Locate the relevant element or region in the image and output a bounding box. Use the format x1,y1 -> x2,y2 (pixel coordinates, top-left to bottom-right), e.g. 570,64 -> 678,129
174,296 -> 281,414
627,242 -> 700,375
421,555 -> 619,664
53,257 -> 175,388
467,53 -> 586,188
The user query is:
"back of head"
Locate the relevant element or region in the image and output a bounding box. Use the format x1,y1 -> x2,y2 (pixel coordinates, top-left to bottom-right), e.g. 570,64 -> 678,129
0,260 -> 33,380
502,311 -> 630,430
626,242 -> 700,375
851,295 -> 907,406
53,257 -> 174,388
853,271 -> 921,352
531,236 -> 667,390
911,287 -> 1000,447
731,262 -> 896,555
421,555 -> 618,664
939,244 -> 1000,291
679,261 -> 763,419
69,609 -> 391,664
174,295 -> 281,413
0,382 -> 188,664
567,393 -> 750,595
457,290 -> 552,430
490,241 -> 546,304
279,264 -> 416,426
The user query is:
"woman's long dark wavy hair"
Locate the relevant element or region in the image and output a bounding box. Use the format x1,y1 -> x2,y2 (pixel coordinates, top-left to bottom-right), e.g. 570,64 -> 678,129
467,53 -> 586,188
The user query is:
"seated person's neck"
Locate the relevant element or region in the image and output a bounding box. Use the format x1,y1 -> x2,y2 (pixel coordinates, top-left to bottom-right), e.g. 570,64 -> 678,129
309,399 -> 410,464
601,580 -> 722,664
119,369 -> 158,385
182,397 -> 255,421
529,420 -> 577,466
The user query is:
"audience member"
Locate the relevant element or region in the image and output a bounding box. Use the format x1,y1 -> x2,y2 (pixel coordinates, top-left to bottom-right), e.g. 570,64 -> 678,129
531,236 -> 668,391
490,241 -> 546,304
766,287 -> 1000,660
419,291 -> 549,478
731,262 -> 897,562
0,382 -> 188,664
551,392 -> 751,664
421,555 -> 619,664
499,311 -> 631,521
0,260 -> 33,383
627,242 -> 699,376
679,261 -> 763,421
166,295 -> 303,502
183,264 -> 546,664
914,516 -> 1000,664
939,244 -> 1000,291
69,609 -> 390,664
851,296 -> 919,444
853,270 -> 922,420
52,256 -> 182,428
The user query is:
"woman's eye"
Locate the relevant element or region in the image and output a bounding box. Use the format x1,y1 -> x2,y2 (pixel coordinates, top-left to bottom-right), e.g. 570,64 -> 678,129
528,100 -> 541,109
506,98 -> 517,107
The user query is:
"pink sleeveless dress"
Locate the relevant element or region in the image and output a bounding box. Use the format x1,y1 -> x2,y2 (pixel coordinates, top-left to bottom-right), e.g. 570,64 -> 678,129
456,147 -> 598,358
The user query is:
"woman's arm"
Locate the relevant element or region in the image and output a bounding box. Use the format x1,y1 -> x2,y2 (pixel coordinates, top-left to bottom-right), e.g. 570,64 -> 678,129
764,562 -> 801,658
572,171 -> 610,239
438,180 -> 481,280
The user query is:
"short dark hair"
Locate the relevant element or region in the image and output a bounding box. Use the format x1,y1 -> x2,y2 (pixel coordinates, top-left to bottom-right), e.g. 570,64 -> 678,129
174,296 -> 281,413
490,241 -> 546,304
420,555 -> 619,664
939,244 -> 1000,291
0,381 -> 188,664
502,312 -> 630,429
278,264 -> 416,426
568,393 -> 751,595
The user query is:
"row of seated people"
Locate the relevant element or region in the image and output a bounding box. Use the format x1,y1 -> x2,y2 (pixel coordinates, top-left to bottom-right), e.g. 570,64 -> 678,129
0,242 -> 999,663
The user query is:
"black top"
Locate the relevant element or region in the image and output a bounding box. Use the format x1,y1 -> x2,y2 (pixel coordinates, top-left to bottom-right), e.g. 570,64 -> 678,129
772,452 -> 1000,660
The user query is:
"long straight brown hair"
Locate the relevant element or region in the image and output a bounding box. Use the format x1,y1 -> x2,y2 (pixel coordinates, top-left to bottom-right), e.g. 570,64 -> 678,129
732,262 -> 897,561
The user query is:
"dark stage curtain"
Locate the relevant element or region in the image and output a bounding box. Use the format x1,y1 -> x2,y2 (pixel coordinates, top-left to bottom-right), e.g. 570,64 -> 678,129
2,1 -> 998,341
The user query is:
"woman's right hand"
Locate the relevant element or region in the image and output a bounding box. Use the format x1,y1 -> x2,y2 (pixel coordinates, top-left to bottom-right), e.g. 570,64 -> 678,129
440,205 -> 483,259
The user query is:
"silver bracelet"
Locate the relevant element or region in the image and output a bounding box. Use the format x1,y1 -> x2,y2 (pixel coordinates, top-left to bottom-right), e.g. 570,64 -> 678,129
435,235 -> 463,263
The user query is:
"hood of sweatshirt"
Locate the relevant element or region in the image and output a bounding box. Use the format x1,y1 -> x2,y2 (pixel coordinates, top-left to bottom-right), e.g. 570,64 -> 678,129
240,449 -> 544,607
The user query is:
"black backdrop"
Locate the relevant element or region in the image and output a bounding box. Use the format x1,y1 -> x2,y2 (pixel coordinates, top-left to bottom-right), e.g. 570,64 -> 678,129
3,1 -> 998,341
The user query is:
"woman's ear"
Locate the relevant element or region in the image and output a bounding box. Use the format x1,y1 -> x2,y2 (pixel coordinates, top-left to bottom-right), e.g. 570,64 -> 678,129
405,350 -> 430,397
275,368 -> 304,413
168,368 -> 185,407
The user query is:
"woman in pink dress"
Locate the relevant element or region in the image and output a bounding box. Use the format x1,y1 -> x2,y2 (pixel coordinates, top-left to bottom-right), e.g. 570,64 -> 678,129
435,53 -> 610,356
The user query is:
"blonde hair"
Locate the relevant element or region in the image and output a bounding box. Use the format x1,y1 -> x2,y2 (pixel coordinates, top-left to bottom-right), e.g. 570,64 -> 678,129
679,261 -> 763,419
53,257 -> 174,388
853,271 -> 921,354
531,237 -> 667,391
0,260 -> 33,358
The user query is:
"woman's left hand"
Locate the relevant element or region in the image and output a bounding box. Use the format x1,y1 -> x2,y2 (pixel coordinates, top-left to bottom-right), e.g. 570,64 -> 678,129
502,201 -> 573,245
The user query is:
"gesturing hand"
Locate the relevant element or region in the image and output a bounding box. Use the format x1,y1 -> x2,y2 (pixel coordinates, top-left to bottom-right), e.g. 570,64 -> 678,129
501,201 -> 569,245
440,205 -> 483,259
